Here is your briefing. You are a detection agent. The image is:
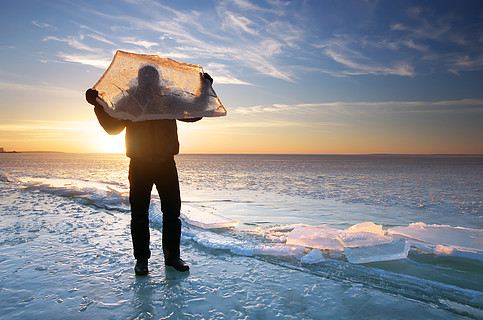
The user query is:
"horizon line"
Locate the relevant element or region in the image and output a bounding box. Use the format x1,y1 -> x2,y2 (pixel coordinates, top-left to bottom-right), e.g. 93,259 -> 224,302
3,151 -> 483,156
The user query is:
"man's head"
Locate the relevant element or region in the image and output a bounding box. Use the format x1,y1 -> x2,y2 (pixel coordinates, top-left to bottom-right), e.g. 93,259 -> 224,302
137,65 -> 160,90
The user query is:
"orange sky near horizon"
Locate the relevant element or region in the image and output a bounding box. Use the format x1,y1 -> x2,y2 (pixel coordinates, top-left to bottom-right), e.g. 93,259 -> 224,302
1,109 -> 481,155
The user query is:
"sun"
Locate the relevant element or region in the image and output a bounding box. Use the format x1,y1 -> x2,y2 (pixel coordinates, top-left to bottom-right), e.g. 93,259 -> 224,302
98,132 -> 126,153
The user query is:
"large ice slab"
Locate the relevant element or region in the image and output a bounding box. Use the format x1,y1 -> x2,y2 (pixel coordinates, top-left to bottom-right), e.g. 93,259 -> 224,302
344,239 -> 410,264
93,50 -> 226,121
286,222 -> 393,250
287,223 -> 410,263
388,222 -> 483,252
181,205 -> 238,229
286,225 -> 345,250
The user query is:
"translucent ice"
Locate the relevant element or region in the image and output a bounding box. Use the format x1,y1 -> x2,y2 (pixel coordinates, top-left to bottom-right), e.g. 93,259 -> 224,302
93,51 -> 226,121
348,221 -> 385,236
286,223 -> 409,263
300,249 -> 325,264
186,229 -> 305,257
181,205 -> 238,229
286,225 -> 345,250
339,222 -> 392,248
286,223 -> 393,250
388,222 -> 483,252
344,239 -> 410,264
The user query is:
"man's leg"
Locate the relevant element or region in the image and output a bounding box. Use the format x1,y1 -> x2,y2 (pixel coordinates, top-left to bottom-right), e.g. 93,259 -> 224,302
154,158 -> 182,262
129,159 -> 153,262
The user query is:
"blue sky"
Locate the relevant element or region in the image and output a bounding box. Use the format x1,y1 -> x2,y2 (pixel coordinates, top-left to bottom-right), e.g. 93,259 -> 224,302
1,0 -> 482,154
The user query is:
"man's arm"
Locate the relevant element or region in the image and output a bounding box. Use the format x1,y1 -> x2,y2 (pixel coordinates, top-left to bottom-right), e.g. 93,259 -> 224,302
178,117 -> 202,123
86,89 -> 127,135
177,73 -> 213,123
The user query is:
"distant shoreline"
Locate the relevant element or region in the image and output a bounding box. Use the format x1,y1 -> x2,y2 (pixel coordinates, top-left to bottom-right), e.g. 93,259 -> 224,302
0,151 -> 65,154
1,151 -> 482,157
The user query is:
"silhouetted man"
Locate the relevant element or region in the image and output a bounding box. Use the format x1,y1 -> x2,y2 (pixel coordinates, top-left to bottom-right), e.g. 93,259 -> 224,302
86,65 -> 213,275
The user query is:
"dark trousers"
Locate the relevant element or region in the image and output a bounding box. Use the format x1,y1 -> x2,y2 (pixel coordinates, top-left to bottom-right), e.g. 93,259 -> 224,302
128,157 -> 181,261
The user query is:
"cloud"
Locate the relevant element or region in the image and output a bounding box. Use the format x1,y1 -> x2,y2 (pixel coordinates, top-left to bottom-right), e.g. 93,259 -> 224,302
87,34 -> 117,46
31,0 -> 303,82
232,99 -> 483,115
80,0 -> 299,81
319,36 -> 415,77
32,20 -> 57,30
38,0 -> 483,81
386,5 -> 483,73
222,12 -> 258,35
392,7 -> 454,43
43,35 -> 99,52
0,81 -> 79,97
56,52 -> 111,69
447,54 -> 483,74
0,120 -> 96,132
119,37 -> 159,49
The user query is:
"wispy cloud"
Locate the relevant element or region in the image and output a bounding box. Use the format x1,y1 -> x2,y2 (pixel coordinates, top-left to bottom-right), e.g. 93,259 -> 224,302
32,20 -> 57,30
56,52 -> 111,69
87,34 -> 117,46
222,12 -> 258,35
447,55 -> 483,74
232,99 -> 483,115
204,62 -> 253,85
0,81 -> 79,97
0,120 -> 96,132
43,35 -> 99,52
43,0 -> 303,82
318,36 -> 415,77
119,37 -> 159,49
36,0 -> 483,81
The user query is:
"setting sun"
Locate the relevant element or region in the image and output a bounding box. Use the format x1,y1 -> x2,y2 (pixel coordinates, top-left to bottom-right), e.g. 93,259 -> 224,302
97,132 -> 125,154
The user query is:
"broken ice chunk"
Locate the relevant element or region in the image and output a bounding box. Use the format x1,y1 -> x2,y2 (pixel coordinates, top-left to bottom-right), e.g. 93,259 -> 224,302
388,222 -> 483,252
344,238 -> 410,264
286,225 -> 344,251
300,249 -> 325,264
348,222 -> 385,236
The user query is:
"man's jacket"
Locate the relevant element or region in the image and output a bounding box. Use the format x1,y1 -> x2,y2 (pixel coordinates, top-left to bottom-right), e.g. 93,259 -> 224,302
94,106 -> 180,158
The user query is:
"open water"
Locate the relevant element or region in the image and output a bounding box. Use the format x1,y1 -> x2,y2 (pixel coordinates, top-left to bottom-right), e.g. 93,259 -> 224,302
0,153 -> 482,319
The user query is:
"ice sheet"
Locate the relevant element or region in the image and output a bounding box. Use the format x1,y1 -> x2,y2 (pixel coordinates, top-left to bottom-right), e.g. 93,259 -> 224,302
344,239 -> 410,264
300,249 -> 326,264
17,176 -> 129,211
286,223 -> 408,263
286,225 -> 345,250
286,223 -> 394,248
93,50 -> 226,121
184,229 -> 306,257
4,173 -> 482,266
388,222 -> 483,252
180,205 -> 238,229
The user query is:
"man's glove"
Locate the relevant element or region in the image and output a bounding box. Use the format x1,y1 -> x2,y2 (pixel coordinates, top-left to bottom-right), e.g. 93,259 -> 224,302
85,88 -> 99,106
203,73 -> 213,85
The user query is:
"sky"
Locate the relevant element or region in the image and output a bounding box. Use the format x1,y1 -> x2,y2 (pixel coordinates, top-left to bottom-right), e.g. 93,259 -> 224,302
1,0 -> 482,154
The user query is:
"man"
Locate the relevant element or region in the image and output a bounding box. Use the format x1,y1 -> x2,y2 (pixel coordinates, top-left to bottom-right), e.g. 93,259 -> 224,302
86,69 -> 213,275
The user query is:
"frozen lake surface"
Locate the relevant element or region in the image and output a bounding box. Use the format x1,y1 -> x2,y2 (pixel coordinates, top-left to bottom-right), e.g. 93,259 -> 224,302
0,153 -> 482,319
